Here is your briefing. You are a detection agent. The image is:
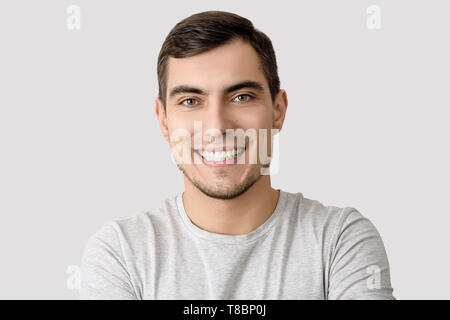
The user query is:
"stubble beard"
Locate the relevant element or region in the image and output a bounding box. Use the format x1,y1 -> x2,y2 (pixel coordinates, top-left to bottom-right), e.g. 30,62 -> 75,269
176,163 -> 262,200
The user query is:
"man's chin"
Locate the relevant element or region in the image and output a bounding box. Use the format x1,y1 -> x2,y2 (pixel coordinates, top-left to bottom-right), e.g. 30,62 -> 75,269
177,163 -> 262,200
197,187 -> 246,200
190,176 -> 261,200
194,187 -> 248,200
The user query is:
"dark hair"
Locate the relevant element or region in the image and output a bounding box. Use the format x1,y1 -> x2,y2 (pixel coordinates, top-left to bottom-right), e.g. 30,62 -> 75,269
157,10 -> 280,112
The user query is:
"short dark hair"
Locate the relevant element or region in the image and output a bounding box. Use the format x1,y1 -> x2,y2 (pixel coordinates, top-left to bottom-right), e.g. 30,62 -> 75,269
157,10 -> 281,112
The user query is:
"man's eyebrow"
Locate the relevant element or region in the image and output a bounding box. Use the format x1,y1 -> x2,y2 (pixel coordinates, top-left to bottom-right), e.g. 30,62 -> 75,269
168,80 -> 264,99
224,80 -> 264,94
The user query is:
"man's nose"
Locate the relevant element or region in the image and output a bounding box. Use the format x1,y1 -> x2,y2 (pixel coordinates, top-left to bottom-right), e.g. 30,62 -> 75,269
202,99 -> 234,144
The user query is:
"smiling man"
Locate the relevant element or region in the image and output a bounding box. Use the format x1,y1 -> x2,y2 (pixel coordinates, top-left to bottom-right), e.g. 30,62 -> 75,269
80,10 -> 395,300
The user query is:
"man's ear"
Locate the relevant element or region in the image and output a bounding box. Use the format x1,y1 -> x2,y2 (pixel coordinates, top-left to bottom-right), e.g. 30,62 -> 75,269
272,89 -> 288,131
155,97 -> 170,143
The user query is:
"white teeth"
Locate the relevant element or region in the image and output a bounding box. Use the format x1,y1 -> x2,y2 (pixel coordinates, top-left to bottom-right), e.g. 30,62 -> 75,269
200,148 -> 245,162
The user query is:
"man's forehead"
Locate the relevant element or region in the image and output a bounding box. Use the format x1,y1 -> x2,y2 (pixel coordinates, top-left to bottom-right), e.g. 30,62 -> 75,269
166,40 -> 265,89
169,38 -> 259,66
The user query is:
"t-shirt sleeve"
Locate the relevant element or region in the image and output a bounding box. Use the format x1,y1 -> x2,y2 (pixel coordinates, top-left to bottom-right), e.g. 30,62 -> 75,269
327,208 -> 396,300
79,222 -> 139,300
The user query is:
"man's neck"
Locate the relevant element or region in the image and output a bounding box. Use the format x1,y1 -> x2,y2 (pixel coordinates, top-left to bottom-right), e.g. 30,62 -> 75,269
182,176 -> 280,236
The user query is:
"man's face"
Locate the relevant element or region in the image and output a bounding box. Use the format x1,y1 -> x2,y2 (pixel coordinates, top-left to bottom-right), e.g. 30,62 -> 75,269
157,38 -> 283,200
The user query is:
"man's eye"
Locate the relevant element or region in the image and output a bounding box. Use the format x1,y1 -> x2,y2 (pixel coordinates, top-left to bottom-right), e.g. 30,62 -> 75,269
180,98 -> 198,106
234,94 -> 253,102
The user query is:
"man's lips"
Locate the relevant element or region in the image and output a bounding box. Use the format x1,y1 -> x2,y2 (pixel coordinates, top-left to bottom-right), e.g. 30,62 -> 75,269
194,146 -> 247,155
194,146 -> 247,166
194,145 -> 247,153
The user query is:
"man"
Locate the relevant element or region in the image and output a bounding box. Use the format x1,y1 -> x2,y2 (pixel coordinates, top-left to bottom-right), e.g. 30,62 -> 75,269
80,10 -> 395,300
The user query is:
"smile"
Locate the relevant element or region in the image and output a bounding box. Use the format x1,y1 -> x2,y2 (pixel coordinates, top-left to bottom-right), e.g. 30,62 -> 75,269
200,147 -> 245,161
194,146 -> 247,167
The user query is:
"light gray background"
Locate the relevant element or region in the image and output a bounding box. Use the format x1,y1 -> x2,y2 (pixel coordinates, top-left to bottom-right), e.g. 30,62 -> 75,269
0,0 -> 448,299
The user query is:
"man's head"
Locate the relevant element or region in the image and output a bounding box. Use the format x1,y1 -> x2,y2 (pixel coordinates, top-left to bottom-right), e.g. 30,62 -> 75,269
155,10 -> 288,200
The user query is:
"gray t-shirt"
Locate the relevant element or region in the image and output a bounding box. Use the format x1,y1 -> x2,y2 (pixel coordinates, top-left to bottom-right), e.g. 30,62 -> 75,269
79,189 -> 395,300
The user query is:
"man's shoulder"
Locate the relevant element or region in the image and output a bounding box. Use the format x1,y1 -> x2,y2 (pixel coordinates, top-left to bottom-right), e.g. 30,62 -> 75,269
283,190 -> 368,237
284,190 -> 349,222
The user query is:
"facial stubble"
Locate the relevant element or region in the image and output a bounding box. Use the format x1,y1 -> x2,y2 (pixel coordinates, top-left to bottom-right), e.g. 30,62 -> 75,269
176,162 -> 262,200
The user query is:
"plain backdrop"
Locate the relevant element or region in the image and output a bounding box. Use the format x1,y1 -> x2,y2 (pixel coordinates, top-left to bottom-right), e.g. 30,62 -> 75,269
0,0 -> 448,299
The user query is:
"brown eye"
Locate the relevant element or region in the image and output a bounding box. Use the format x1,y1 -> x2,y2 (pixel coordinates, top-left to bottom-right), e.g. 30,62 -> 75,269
181,98 -> 198,106
234,94 -> 252,102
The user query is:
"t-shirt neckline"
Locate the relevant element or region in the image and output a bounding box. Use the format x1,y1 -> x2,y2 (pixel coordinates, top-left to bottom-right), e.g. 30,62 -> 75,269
175,189 -> 288,245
